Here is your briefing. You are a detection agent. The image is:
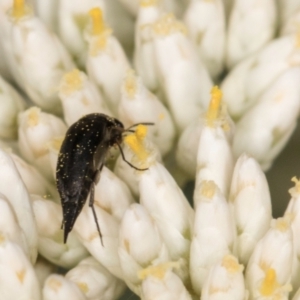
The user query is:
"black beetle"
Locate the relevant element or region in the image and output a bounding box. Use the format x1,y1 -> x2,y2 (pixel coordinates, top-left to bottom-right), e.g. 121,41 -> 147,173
56,113 -> 152,245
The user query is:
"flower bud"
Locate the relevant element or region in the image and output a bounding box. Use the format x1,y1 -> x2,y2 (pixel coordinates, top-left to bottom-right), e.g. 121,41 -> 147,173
119,70 -> 176,156
32,195 -> 89,269
59,69 -> 112,126
18,107 -> 67,181
184,0 -> 226,79
43,274 -> 86,300
246,217 -> 293,300
66,257 -> 126,300
191,181 -> 236,294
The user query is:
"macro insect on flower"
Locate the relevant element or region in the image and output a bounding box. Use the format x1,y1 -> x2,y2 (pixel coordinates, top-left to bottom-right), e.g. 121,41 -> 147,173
56,113 -> 152,246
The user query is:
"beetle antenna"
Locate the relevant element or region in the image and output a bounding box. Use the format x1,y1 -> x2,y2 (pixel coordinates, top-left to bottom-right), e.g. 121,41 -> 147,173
116,143 -> 148,171
126,122 -> 155,130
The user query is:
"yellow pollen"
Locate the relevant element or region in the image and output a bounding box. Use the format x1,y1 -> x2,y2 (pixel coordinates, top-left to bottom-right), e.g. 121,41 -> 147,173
259,268 -> 279,296
206,86 -> 222,127
274,217 -> 289,232
140,0 -> 158,7
153,13 -> 186,36
295,33 -> 300,48
16,269 -> 26,283
200,181 -> 216,199
0,233 -> 5,244
48,278 -> 62,292
77,282 -> 89,293
291,176 -> 300,193
138,261 -> 180,280
88,8 -> 105,35
124,125 -> 149,163
221,255 -> 243,274
27,107 -> 40,127
47,137 -> 64,151
61,69 -> 83,95
124,70 -> 137,98
158,113 -> 165,120
136,124 -> 148,140
12,0 -> 26,19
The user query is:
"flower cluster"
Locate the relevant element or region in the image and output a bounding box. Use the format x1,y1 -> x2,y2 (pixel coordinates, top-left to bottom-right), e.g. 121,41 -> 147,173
0,0 -> 300,299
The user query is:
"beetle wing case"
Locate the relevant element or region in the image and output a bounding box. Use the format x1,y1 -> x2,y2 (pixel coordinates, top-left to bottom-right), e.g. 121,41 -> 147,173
56,113 -> 124,243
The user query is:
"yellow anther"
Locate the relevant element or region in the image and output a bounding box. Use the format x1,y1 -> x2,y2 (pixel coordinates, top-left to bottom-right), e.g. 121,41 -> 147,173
200,181 -> 216,199
27,107 -> 40,127
221,255 -> 243,274
88,8 -> 105,35
12,0 -> 25,19
138,261 -> 180,280
260,269 -> 279,296
124,125 -> 149,163
206,86 -> 222,127
124,70 -> 137,98
61,69 -> 83,96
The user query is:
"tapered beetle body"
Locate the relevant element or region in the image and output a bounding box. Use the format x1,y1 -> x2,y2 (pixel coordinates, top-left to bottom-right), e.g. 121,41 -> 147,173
56,113 -> 124,244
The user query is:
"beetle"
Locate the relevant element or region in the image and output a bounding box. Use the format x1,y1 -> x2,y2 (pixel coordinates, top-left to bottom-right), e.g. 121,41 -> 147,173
56,113 -> 152,246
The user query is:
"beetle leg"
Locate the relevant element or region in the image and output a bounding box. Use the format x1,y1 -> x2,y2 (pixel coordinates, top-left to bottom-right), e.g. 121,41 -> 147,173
116,143 -> 149,171
89,181 -> 104,246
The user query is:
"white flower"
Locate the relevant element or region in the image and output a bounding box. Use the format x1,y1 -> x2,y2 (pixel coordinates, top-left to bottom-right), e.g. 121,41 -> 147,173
32,0 -> 59,32
226,0 -> 276,68
10,152 -> 58,198
18,107 -> 67,181
0,75 -> 26,139
233,67 -> 300,170
184,0 -> 226,79
32,195 -> 89,269
151,13 -> 213,132
246,217 -> 293,300
58,69 -> 111,126
139,263 -> 193,300
0,148 -> 38,263
222,34 -> 300,120
66,257 -> 126,300
85,7 -> 130,116
43,274 -> 86,300
5,0 -> 75,114
201,254 -> 246,300
114,126 -> 162,198
0,235 -> 41,300
118,203 -> 169,294
94,166 -> 134,222
229,154 -> 272,265
191,181 -> 236,294
195,86 -> 234,196
0,194 -> 26,256
139,161 -> 194,261
73,201 -> 123,279
57,0 -> 105,67
134,0 -> 161,92
119,69 -> 176,156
